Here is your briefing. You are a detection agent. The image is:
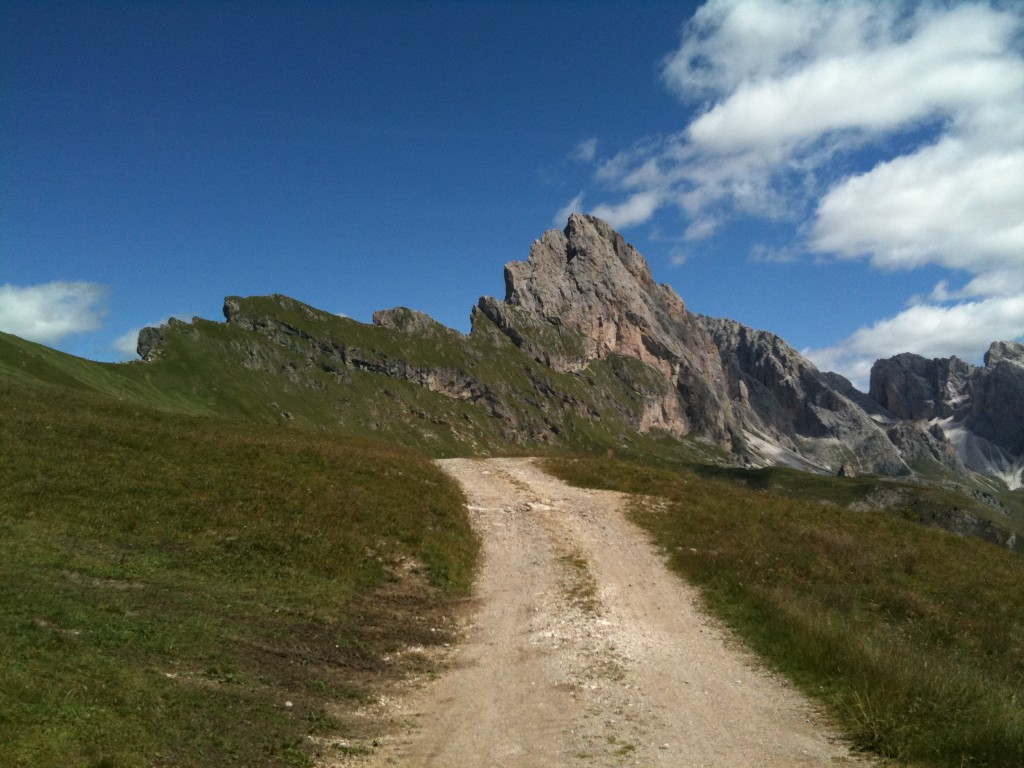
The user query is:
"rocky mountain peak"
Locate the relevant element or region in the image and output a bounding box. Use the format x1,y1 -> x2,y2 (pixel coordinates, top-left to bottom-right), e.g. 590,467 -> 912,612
131,214 -> 1020,490
969,341 -> 1024,458
501,213 -> 693,368
985,340 -> 1024,369
474,215 -> 926,472
700,315 -> 906,474
867,345 -> 1024,485
482,214 -> 906,472
487,213 -> 731,442
868,352 -> 973,421
562,213 -> 655,288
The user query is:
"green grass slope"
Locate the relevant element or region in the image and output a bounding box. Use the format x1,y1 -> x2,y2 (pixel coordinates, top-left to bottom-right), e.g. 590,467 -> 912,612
0,293 -> 729,466
0,303 -> 677,464
0,376 -> 477,767
3,305 -> 1021,767
689,463 -> 1024,551
214,293 -> 707,459
546,456 -> 1024,767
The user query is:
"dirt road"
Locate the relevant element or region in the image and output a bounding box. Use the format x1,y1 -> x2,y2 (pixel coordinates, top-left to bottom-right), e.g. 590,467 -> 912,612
344,457 -> 867,767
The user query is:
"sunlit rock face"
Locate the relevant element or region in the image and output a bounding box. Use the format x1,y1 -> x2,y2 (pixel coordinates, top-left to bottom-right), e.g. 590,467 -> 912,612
494,214 -> 739,444
868,343 -> 1024,489
700,316 -> 905,475
490,214 -> 905,473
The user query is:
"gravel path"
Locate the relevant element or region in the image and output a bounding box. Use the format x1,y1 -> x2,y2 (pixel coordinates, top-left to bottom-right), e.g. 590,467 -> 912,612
343,457 -> 869,767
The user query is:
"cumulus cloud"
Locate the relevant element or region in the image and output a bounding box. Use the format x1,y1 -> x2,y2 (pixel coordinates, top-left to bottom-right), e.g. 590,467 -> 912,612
597,0 -> 1023,229
590,190 -> 663,229
804,295 -> 1024,391
811,140 -> 1024,272
579,0 -> 1024,384
0,281 -> 108,344
682,4 -> 1024,152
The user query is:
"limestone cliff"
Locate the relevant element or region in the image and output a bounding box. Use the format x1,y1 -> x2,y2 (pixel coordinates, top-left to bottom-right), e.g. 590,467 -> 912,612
479,214 -> 733,444
699,316 -> 905,474
869,353 -> 973,421
868,343 -> 1024,488
478,214 -> 908,474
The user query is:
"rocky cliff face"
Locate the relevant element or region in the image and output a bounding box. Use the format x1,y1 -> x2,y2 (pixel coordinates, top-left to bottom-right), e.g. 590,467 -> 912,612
868,343 -> 1024,489
479,216 -> 1021,485
479,214 -> 733,444
472,214 -> 912,475
868,353 -> 973,420
699,316 -> 905,474
968,342 -> 1024,456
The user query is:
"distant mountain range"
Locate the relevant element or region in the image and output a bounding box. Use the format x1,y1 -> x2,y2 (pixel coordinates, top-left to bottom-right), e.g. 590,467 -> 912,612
3,214 -> 1020,549
138,213 -> 1022,491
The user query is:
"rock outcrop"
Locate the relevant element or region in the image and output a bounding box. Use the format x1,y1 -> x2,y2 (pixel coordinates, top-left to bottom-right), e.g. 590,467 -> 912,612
884,422 -> 965,475
699,316 -> 905,474
868,353 -> 972,421
481,214 -> 733,443
464,214 -> 914,475
868,343 -> 1024,489
482,216 -> 1021,484
967,342 -> 1024,456
136,325 -> 165,361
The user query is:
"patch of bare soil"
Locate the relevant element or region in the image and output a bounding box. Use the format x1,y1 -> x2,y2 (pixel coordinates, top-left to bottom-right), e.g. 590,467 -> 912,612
322,457 -> 873,767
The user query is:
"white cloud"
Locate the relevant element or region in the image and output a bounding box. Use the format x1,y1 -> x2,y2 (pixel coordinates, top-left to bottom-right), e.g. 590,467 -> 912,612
554,191 -> 585,226
812,140 -> 1024,272
573,137 -> 598,163
595,0 -> 1024,232
112,327 -> 145,358
684,4 -> 1024,153
590,190 -> 663,229
581,0 -> 1024,377
683,217 -> 719,240
669,249 -> 689,267
662,0 -> 878,96
804,295 -> 1024,390
0,281 -> 108,344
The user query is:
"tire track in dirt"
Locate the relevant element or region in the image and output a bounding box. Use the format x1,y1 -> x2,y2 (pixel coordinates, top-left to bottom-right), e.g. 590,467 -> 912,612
333,457 -> 871,767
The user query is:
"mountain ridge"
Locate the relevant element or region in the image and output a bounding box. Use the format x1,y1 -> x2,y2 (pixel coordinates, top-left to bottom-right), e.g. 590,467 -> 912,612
133,213 -> 1021,492
2,215 -> 1021,551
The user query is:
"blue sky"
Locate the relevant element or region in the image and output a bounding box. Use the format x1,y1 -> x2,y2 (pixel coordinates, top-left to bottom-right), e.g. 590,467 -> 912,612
2,0 -> 1022,389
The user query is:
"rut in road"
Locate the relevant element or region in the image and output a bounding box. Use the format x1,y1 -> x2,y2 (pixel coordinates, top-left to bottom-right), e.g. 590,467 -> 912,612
345,457 -> 870,767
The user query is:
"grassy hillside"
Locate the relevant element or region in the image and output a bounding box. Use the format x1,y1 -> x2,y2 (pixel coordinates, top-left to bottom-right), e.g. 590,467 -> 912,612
546,456 -> 1024,767
4,314 -> 1021,766
0,301 -> 728,466
688,463 -> 1024,550
0,376 -> 478,767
